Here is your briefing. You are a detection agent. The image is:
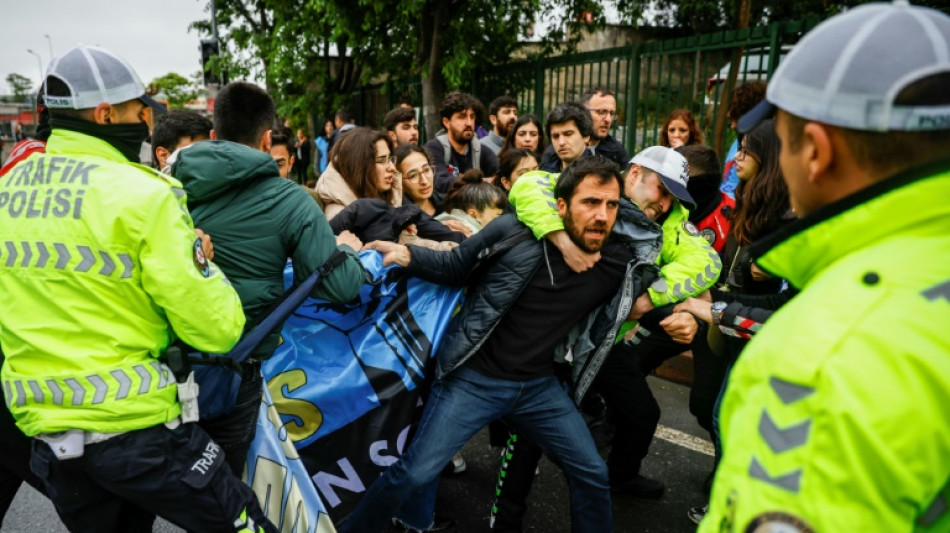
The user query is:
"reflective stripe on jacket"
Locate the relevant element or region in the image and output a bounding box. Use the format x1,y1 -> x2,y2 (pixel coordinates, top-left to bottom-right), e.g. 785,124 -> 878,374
701,164 -> 950,532
0,129 -> 245,436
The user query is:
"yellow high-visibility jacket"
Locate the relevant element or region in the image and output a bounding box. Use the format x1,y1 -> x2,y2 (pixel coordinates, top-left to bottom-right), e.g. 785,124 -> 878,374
0,129 -> 245,436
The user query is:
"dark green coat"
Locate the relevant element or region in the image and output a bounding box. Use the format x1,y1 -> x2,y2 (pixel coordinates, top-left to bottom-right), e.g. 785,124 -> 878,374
172,140 -> 365,358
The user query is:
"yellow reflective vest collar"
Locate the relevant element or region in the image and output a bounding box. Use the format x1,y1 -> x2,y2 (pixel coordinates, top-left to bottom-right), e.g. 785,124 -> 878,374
47,128 -> 129,164
752,159 -> 950,290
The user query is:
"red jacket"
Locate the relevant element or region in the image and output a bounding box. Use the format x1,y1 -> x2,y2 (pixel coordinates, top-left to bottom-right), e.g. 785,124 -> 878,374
693,192 -> 734,254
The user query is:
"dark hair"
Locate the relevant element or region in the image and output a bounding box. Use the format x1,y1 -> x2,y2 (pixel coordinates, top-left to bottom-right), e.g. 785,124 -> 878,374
676,144 -> 720,176
384,107 -> 416,133
732,119 -> 789,245
332,126 -> 395,204
213,82 -> 275,146
394,143 -> 430,170
545,102 -> 594,140
439,92 -> 484,122
445,169 -> 508,213
151,110 -> 212,165
782,73 -> 950,179
270,126 -> 294,152
489,95 -> 518,117
335,108 -> 354,123
660,109 -> 703,147
501,114 -> 545,154
727,82 -> 768,122
554,155 -> 622,203
495,148 -> 539,190
580,87 -> 615,105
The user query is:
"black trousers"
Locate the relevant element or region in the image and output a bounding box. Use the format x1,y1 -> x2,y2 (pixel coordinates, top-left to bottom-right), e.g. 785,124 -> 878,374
490,329 -> 694,531
30,421 -> 276,533
0,401 -> 45,524
198,362 -> 265,477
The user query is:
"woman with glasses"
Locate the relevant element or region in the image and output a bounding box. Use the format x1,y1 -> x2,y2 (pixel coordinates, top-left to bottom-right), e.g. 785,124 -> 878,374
396,144 -> 442,217
315,127 -> 402,220
329,140 -> 465,249
660,108 -> 703,149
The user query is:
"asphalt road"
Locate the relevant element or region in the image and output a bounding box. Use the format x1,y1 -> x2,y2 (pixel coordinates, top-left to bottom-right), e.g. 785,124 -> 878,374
2,376 -> 713,532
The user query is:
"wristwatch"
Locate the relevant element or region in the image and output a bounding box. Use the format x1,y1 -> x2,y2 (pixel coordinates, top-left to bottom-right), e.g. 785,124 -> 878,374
711,301 -> 728,325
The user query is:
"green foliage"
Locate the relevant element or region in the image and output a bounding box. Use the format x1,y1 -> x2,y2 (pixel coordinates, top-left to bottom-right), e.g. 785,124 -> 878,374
6,73 -> 33,99
195,0 -> 610,133
148,72 -> 200,109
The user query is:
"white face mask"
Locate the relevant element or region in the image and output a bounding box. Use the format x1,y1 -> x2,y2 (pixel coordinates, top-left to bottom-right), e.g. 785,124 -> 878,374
162,142 -> 198,174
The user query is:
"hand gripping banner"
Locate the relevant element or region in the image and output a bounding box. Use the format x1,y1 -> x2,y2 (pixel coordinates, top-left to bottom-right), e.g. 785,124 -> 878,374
248,251 -> 463,525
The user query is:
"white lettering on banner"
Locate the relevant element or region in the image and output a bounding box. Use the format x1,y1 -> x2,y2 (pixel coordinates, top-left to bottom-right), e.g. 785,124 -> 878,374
190,441 -> 220,475
312,424 -> 413,507
312,458 -> 366,508
368,425 -> 411,467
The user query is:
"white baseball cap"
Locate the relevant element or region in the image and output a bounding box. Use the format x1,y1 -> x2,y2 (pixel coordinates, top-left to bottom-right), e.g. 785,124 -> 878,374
740,0 -> 950,133
44,45 -> 166,113
630,146 -> 695,211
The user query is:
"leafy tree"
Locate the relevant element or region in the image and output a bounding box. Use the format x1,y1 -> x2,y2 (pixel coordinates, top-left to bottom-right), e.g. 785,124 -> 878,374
148,72 -> 201,109
6,73 -> 33,99
196,0 -> 608,136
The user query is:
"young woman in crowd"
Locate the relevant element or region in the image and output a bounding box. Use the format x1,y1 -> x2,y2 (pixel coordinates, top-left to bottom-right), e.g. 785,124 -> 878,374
435,169 -> 509,234
674,119 -> 796,524
493,148 -> 539,194
315,127 -> 401,220
396,144 -> 443,216
660,108 -> 703,149
501,114 -> 544,154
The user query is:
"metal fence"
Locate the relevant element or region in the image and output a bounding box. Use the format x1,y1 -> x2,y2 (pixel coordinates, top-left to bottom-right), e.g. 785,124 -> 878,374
348,17 -> 820,155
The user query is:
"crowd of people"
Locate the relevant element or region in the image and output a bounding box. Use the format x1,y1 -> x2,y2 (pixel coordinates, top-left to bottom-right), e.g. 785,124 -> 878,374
1,2 -> 949,532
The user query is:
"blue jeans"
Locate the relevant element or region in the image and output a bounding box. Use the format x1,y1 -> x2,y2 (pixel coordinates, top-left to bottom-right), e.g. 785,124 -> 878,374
339,365 -> 613,533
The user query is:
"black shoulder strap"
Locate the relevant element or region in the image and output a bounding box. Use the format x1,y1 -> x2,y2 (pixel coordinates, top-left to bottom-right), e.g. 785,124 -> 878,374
166,249 -> 350,374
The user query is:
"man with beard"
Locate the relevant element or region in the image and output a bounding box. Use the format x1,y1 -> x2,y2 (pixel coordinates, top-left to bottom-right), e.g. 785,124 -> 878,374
341,156 -> 667,533
540,88 -> 629,171
384,106 -> 420,147
425,92 -> 499,194
484,95 -> 518,156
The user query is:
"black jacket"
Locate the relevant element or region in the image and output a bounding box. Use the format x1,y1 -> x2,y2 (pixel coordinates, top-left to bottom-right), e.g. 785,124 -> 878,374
329,198 -> 465,244
406,201 -> 662,403
539,134 -> 629,172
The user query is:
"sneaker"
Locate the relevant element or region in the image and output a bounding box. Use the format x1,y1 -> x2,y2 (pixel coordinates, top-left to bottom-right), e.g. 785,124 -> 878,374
687,505 -> 708,525
610,475 -> 666,499
442,453 -> 467,475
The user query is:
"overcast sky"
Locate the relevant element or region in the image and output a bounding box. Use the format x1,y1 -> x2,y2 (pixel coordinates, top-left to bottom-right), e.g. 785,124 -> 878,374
1,0 -> 213,96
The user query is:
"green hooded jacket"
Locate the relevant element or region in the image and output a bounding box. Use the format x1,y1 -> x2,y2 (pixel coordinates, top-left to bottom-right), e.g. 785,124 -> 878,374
172,140 -> 365,359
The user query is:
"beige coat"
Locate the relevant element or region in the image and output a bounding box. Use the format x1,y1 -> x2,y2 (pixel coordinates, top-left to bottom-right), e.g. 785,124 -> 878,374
315,163 -> 402,220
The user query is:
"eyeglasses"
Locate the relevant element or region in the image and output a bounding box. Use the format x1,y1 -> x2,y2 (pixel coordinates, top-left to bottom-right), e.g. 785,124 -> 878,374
404,165 -> 434,183
587,108 -> 616,119
734,146 -> 757,162
375,154 -> 396,165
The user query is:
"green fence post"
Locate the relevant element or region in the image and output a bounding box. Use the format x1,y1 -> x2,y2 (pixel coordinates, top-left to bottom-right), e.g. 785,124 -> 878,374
534,59 -> 545,119
767,21 -> 783,78
626,43 -> 641,152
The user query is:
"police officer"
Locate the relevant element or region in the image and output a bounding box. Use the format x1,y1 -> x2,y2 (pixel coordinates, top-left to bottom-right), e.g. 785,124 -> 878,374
0,45 -> 276,533
702,3 -> 950,531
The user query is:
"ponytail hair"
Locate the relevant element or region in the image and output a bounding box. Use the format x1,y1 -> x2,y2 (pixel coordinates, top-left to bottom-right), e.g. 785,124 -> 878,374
445,170 -> 509,213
